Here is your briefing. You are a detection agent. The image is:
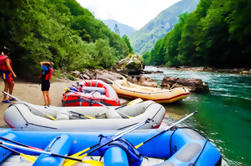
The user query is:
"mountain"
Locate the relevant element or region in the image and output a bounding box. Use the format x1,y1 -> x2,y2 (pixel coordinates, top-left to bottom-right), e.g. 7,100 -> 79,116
130,0 -> 199,54
103,19 -> 136,37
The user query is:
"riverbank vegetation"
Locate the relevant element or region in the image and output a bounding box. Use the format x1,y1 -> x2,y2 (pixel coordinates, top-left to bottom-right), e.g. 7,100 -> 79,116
0,0 -> 130,80
143,0 -> 250,68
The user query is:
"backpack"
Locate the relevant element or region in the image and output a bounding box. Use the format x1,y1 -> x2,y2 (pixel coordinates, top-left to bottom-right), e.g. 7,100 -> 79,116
0,54 -> 8,70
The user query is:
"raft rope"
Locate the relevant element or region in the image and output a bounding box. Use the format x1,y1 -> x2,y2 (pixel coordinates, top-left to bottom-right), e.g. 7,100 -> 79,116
193,139 -> 208,165
169,127 -> 178,155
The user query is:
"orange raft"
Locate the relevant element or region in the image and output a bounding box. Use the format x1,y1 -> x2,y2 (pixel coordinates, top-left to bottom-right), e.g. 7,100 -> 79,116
112,79 -> 189,103
62,80 -> 120,106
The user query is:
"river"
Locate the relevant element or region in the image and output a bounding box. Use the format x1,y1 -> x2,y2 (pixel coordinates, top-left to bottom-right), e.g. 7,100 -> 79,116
143,66 -> 251,166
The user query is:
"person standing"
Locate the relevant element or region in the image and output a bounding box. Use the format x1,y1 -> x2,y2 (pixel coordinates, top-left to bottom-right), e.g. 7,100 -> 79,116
0,46 -> 16,103
40,61 -> 53,106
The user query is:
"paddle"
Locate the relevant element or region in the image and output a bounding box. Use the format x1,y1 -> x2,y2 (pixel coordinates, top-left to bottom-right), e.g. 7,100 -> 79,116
0,144 -> 37,163
0,141 -> 103,165
63,118 -> 151,166
0,136 -> 43,151
65,118 -> 150,160
2,91 -> 56,120
135,111 -> 198,149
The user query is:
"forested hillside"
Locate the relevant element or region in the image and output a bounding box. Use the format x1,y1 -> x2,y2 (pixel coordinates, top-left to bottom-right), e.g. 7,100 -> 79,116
103,19 -> 136,37
0,0 -> 129,80
143,0 -> 251,68
130,0 -> 199,55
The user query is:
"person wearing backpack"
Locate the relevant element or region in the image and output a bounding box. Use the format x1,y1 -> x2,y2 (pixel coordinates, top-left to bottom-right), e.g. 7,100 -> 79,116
40,61 -> 53,106
0,46 -> 16,103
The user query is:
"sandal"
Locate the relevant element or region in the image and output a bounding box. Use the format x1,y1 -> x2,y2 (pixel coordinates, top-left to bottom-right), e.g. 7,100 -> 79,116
2,100 -> 10,103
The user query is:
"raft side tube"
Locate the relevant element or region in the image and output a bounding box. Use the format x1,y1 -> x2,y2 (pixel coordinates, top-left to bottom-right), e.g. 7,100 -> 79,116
104,147 -> 129,166
162,128 -> 221,166
0,132 -> 18,163
33,134 -> 72,166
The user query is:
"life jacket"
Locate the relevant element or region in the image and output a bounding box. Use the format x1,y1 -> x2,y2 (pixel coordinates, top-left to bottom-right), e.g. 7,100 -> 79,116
98,135 -> 143,166
0,54 -> 8,70
40,66 -> 53,81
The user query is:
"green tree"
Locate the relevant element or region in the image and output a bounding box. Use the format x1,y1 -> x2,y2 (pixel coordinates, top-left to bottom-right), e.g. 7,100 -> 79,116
0,0 -> 129,80
122,35 -> 134,53
114,24 -> 120,36
146,0 -> 251,68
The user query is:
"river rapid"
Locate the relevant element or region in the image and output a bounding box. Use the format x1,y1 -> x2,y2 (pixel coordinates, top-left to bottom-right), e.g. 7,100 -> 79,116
143,66 -> 251,166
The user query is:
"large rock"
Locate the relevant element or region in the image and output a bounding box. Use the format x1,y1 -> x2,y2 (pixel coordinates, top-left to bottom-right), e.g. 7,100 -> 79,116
127,75 -> 157,87
161,76 -> 209,93
114,54 -> 144,75
80,69 -> 125,84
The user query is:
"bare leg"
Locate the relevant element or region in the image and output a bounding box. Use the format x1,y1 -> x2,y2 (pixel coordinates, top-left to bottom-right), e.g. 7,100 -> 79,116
2,81 -> 9,101
8,81 -> 14,100
42,91 -> 48,106
9,81 -> 14,95
47,91 -> 51,106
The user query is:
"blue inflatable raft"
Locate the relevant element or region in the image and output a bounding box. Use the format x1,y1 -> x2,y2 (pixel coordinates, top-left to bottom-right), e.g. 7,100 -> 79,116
0,128 -> 221,166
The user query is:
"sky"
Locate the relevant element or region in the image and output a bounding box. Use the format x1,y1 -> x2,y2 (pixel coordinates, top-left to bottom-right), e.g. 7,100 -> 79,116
76,0 -> 180,30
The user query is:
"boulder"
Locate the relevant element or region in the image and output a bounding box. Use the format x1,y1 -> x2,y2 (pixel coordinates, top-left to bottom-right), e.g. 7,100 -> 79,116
127,75 -> 157,87
161,76 -> 209,93
114,54 -> 144,75
72,70 -> 81,77
81,69 -> 124,84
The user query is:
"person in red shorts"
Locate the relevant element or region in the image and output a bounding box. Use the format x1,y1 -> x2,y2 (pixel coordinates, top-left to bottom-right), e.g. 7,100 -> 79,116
0,46 -> 16,103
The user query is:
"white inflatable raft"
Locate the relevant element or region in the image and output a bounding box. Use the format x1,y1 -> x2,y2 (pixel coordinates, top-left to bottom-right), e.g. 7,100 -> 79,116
4,100 -> 166,131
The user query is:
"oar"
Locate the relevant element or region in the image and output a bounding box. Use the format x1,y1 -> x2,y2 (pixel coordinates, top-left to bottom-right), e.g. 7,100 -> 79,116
0,144 -> 37,163
0,136 -> 45,163
0,136 -> 43,151
69,111 -> 95,119
2,91 -> 56,120
66,118 -> 150,160
63,118 -> 151,166
0,141 -> 103,165
135,111 -> 198,149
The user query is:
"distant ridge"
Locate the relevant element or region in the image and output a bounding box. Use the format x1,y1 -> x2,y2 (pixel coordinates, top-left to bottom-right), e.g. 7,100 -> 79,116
130,0 -> 199,54
103,19 -> 136,36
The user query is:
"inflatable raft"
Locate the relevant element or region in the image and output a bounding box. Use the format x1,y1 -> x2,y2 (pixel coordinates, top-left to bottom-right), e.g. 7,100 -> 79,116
62,80 -> 120,106
0,128 -> 222,166
4,100 -> 166,130
112,79 -> 190,103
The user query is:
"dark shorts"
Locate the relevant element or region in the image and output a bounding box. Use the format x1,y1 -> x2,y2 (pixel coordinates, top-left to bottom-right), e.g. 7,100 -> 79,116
41,80 -> 50,91
1,70 -> 13,84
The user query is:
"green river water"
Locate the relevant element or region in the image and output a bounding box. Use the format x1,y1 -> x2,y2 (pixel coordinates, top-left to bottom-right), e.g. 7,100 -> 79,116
143,66 -> 251,166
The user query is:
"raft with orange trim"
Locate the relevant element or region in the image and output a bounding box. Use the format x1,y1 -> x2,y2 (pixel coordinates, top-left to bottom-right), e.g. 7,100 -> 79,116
112,79 -> 189,103
62,80 -> 120,106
